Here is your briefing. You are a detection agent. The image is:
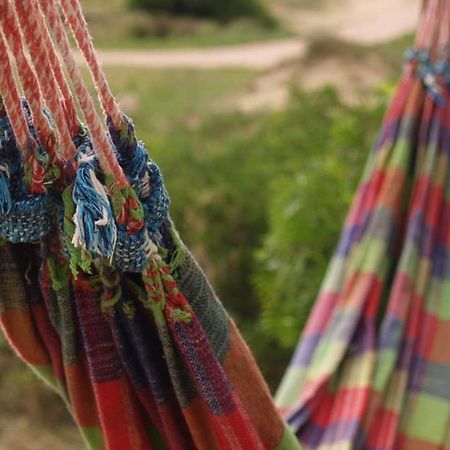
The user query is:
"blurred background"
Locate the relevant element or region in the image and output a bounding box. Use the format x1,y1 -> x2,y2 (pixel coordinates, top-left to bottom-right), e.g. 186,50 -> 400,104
0,0 -> 420,448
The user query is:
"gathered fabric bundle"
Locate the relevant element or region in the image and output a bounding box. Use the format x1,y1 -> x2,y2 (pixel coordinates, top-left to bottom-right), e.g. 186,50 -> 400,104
0,0 -> 301,449
276,1 -> 450,449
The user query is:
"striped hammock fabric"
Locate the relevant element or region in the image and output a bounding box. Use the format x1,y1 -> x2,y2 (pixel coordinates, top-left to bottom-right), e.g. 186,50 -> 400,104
0,225 -> 299,450
0,0 -> 301,449
276,2 -> 450,449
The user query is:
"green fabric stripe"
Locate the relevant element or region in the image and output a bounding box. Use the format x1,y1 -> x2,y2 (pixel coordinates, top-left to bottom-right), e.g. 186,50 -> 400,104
276,424 -> 302,450
79,427 -> 105,450
276,366 -> 306,409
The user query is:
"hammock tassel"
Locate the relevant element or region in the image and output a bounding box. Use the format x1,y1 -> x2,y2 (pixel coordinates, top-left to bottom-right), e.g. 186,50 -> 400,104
0,163 -> 12,215
72,152 -> 117,260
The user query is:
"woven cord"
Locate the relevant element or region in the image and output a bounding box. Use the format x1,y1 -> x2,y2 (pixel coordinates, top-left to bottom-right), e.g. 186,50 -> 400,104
59,0 -> 122,130
30,0 -> 79,137
38,0 -> 128,188
13,0 -> 78,160
438,0 -> 450,49
38,0 -> 144,231
0,0 -> 64,168
0,30 -> 45,194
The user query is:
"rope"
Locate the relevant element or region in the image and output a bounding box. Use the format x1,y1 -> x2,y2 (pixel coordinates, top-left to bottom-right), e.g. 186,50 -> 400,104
38,0 -> 144,234
37,0 -> 128,189
59,0 -> 122,130
0,0 -> 63,168
13,0 -> 77,160
30,0 -> 79,137
0,30 -> 45,193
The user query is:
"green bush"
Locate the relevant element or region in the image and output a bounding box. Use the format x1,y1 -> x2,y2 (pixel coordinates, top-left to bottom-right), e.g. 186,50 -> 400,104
128,0 -> 276,26
253,90 -> 387,351
149,87 -> 386,386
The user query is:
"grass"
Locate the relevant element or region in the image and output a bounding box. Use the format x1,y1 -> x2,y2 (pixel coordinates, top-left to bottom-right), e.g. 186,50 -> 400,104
80,0 -> 290,49
302,33 -> 414,75
94,67 -> 258,132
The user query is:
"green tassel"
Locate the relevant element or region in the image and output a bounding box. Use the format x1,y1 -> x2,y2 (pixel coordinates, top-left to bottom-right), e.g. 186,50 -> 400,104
62,186 -> 92,276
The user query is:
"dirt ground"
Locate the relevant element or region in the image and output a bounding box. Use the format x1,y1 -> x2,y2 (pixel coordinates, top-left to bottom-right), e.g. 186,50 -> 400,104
89,0 -> 420,109
274,0 -> 420,44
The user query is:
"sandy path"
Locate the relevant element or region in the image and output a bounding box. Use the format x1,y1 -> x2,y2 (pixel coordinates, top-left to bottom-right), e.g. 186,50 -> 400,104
77,39 -> 307,69
275,0 -> 421,45
83,0 -> 420,69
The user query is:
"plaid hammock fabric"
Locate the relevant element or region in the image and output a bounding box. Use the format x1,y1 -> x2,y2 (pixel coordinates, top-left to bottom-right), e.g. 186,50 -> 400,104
276,2 -> 450,449
0,0 -> 301,449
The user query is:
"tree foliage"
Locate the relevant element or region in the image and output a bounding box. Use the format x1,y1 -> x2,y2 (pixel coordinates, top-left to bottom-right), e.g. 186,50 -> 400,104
253,93 -> 385,350
128,0 -> 276,26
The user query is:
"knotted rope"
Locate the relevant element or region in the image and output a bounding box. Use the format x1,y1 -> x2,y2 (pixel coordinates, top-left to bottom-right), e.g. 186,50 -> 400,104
59,0 -> 148,182
38,0 -> 144,236
0,30 -> 45,194
58,0 -> 122,130
0,0 -> 65,173
12,0 -> 77,160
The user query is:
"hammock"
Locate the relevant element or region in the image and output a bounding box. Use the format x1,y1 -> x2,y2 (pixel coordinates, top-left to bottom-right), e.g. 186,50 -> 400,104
0,0 -> 449,449
276,1 -> 450,449
0,0 -> 300,449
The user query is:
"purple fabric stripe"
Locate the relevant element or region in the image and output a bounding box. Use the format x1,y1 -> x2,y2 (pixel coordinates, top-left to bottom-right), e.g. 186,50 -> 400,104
337,225 -> 361,257
404,212 -> 450,278
396,339 -> 416,372
172,319 -> 235,415
376,113 -> 419,153
378,317 -> 404,352
292,333 -> 322,366
408,354 -> 428,394
376,110 -> 450,156
346,317 -> 376,357
299,420 -> 361,447
288,404 -> 313,431
432,242 -> 450,278
337,207 -> 398,258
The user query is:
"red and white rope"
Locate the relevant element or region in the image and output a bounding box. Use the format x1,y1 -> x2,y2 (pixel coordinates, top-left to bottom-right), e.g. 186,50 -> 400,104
38,0 -> 129,188
30,0 -> 80,136
0,0 -> 63,166
59,0 -> 123,129
0,32 -> 33,152
13,0 -> 77,159
0,30 -> 45,193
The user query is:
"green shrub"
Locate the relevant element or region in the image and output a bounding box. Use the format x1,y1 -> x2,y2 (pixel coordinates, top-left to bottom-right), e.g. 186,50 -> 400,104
253,90 -> 387,351
149,87 -> 386,386
128,0 -> 276,26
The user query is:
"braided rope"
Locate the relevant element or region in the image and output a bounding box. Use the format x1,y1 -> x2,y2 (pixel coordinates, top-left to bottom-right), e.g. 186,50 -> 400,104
0,34 -> 31,153
438,0 -> 450,49
37,0 -> 128,189
0,30 -> 45,193
13,0 -> 77,160
29,0 -> 79,136
59,0 -> 122,130
38,0 -> 145,234
0,0 -> 63,167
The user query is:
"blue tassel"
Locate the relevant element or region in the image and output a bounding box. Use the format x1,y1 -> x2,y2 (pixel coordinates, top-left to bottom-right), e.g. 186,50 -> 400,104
72,153 -> 117,259
406,48 -> 446,107
0,164 -> 12,216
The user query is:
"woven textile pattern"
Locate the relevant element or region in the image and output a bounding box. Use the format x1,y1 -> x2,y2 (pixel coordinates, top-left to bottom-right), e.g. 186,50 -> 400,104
276,63 -> 450,448
0,0 -> 302,446
0,225 -> 300,450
